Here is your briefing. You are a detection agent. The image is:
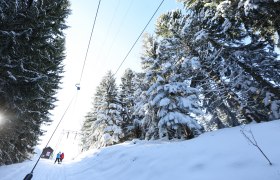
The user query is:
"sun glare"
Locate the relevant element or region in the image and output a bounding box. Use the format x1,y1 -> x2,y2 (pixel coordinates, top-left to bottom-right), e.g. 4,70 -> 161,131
0,114 -> 6,126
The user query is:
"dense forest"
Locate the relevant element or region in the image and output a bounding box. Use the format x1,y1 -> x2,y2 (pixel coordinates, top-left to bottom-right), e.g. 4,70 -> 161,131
81,0 -> 280,150
0,0 -> 70,165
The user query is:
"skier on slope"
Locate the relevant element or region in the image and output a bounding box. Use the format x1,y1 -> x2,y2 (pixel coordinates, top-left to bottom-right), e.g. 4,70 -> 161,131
54,152 -> 61,164
60,152 -> 64,163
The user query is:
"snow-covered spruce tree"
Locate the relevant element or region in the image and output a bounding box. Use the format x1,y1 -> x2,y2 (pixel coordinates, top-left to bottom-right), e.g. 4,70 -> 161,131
81,111 -> 96,151
140,33 -> 161,139
239,0 -> 280,46
81,85 -> 104,150
153,6 -> 229,131
131,72 -> 147,139
207,3 -> 250,124
236,0 -> 280,120
182,1 -> 248,128
139,11 -> 203,140
153,11 -> 203,139
196,0 -> 280,121
88,71 -> 124,148
0,0 -> 70,165
119,69 -> 137,140
176,0 -> 280,127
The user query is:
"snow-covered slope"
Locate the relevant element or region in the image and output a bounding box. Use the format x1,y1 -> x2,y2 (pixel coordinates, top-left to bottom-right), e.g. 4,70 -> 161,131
1,120 -> 280,180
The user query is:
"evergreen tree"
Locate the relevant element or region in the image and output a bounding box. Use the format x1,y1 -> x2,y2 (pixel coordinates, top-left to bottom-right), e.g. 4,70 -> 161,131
0,0 -> 70,165
179,0 -> 280,124
131,72 -> 146,139
140,33 -> 161,139
85,71 -> 124,148
141,15 -> 203,139
81,111 -> 96,151
119,69 -> 137,140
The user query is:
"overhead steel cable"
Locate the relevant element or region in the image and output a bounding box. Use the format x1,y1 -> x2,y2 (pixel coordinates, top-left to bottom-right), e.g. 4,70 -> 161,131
78,0 -> 102,85
24,91 -> 78,179
24,1 -> 103,179
113,0 -> 165,76
95,0 -> 121,62
103,0 -> 134,63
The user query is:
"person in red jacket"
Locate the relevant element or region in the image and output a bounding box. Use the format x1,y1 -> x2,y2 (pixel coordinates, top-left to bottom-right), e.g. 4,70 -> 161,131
60,152 -> 64,163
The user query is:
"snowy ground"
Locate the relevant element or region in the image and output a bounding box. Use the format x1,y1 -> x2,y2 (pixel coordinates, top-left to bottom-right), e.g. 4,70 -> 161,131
1,120 -> 280,180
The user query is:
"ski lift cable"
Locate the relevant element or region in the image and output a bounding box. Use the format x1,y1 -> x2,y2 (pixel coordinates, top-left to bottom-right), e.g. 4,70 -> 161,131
53,130 -> 64,153
25,0 -> 162,178
28,91 -> 78,175
94,0 -> 121,62
24,1 -> 102,178
113,0 -> 165,76
102,0 -> 134,63
78,0 -> 102,85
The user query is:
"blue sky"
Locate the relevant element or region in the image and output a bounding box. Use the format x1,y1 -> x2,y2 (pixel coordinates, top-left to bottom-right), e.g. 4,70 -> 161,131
64,0 -> 183,83
42,0 -> 183,147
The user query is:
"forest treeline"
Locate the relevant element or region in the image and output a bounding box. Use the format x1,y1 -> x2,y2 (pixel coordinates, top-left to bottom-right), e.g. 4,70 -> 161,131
81,0 -> 280,150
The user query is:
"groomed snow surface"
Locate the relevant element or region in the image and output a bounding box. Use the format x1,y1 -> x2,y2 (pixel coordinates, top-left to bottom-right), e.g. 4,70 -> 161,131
1,120 -> 280,180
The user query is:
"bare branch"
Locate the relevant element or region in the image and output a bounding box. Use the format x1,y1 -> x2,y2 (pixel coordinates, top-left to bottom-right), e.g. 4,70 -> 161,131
240,127 -> 272,165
